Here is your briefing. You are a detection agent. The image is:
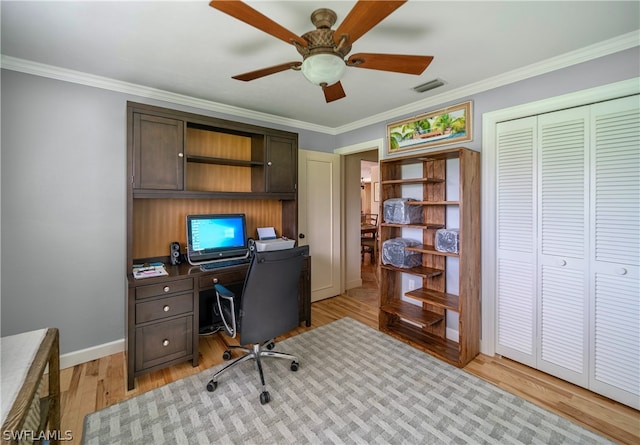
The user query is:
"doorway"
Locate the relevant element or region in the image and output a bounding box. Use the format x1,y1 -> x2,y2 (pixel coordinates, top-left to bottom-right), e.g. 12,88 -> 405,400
343,149 -> 379,308
360,159 -> 379,266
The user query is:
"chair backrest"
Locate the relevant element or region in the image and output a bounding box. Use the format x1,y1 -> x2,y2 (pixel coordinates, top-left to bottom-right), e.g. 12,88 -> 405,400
363,213 -> 378,226
238,246 -> 308,345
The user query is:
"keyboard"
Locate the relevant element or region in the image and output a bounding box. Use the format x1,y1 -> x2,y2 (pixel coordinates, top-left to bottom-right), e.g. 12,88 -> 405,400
199,257 -> 250,271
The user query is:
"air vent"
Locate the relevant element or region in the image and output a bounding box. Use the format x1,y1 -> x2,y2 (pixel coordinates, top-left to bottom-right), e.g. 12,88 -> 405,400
413,78 -> 445,93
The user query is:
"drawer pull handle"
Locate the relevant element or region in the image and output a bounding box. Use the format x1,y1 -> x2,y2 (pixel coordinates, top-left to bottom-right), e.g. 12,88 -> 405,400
557,259 -> 567,267
212,278 -> 219,284
163,286 -> 170,293
163,305 -> 170,312
162,339 -> 170,347
616,268 -> 628,275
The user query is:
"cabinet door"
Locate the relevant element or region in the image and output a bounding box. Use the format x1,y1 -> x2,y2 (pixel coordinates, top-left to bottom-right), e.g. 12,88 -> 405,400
589,95 -> 640,409
266,135 -> 297,193
133,113 -> 184,190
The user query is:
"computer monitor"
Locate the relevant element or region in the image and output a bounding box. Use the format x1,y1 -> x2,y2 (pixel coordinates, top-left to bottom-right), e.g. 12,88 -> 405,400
186,213 -> 249,265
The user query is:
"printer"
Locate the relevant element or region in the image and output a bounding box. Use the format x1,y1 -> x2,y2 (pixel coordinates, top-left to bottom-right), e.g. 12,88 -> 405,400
255,227 -> 296,252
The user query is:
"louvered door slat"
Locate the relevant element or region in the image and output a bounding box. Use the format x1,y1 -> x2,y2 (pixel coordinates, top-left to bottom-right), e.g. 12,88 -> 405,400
495,117 -> 537,365
590,95 -> 640,409
539,110 -> 588,259
539,264 -> 588,385
593,101 -> 640,266
497,258 -> 536,364
593,273 -> 639,394
536,107 -> 590,383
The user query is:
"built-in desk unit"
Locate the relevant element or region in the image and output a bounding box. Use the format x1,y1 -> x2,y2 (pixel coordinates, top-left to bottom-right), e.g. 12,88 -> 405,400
125,102 -> 306,390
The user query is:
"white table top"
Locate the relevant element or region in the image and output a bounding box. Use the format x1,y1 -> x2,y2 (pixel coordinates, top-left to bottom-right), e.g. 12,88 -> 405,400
0,329 -> 48,426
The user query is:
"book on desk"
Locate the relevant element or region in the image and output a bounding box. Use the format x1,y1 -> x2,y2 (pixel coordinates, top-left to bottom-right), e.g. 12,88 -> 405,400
132,264 -> 168,279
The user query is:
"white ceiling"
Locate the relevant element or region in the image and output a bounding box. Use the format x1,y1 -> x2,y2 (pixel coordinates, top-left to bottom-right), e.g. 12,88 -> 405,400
2,1 -> 638,132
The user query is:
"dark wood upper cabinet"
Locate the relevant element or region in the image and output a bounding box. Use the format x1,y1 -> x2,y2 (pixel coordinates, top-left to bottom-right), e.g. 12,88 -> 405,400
265,135 -> 297,194
132,113 -> 184,191
128,102 -> 297,200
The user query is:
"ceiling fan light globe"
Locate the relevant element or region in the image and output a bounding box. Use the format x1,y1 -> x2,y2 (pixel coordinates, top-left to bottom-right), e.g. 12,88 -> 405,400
301,53 -> 346,86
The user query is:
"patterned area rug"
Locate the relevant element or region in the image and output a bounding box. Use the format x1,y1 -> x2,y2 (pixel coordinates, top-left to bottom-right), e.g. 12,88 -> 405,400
83,318 -> 612,444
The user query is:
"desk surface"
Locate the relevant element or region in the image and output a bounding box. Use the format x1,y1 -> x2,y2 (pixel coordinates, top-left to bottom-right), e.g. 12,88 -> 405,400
128,261 -> 247,284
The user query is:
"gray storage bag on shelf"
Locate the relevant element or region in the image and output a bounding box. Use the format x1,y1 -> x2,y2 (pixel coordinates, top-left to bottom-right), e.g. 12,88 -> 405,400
435,228 -> 460,254
383,198 -> 423,224
382,238 -> 422,268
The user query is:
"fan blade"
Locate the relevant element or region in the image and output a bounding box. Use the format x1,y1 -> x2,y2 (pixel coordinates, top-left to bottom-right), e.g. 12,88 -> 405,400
322,82 -> 346,103
334,1 -> 407,46
232,62 -> 302,81
210,1 -> 307,47
347,53 -> 433,75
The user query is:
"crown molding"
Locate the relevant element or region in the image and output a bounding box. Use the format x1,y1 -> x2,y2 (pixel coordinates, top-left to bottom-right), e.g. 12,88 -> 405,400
1,30 -> 637,136
0,55 -> 335,135
333,30 -> 640,134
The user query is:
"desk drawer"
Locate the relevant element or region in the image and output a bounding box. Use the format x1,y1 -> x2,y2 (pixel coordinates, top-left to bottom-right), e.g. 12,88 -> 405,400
135,316 -> 193,371
198,269 -> 246,290
136,278 -> 193,299
136,293 -> 193,324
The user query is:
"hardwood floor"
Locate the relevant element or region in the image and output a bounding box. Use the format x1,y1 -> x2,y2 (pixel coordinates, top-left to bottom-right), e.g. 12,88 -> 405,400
57,262 -> 638,445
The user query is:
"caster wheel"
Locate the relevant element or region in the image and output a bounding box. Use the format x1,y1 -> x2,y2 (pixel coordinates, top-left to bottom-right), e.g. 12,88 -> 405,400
266,341 -> 275,350
260,391 -> 271,405
206,380 -> 217,392
290,361 -> 299,372
222,350 -> 232,360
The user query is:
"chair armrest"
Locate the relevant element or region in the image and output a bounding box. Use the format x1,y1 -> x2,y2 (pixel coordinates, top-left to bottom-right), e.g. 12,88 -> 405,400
215,284 -> 237,337
214,283 -> 235,299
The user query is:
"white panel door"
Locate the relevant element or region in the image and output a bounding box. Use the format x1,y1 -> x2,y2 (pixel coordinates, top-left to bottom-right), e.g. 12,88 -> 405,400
495,117 -> 538,366
537,107 -> 590,386
298,149 -> 341,302
589,95 -> 640,409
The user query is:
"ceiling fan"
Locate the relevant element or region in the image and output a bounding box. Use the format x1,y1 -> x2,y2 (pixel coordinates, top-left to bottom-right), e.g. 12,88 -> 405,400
210,0 -> 434,103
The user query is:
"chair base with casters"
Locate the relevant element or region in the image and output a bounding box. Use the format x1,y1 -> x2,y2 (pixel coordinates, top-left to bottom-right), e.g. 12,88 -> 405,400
205,246 -> 307,405
206,340 -> 299,404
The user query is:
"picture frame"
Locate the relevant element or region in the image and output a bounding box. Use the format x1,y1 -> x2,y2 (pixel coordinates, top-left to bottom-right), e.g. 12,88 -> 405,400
386,101 -> 472,154
374,182 -> 380,202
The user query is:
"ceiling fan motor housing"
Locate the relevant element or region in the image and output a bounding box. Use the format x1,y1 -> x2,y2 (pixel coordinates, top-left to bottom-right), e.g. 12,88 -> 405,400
295,9 -> 351,87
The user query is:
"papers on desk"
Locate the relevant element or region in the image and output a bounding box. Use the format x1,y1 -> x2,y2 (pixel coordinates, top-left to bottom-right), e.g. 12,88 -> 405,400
132,264 -> 168,279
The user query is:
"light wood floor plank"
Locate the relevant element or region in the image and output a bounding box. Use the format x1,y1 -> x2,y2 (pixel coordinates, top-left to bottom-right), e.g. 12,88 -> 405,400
59,263 -> 638,445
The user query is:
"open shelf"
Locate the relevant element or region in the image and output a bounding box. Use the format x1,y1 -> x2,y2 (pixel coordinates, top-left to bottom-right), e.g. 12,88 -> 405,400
378,147 -> 480,368
186,155 -> 263,167
405,288 -> 459,311
381,300 -> 444,327
381,177 -> 444,185
381,320 -> 461,366
381,222 -> 446,230
406,244 -> 460,257
380,264 -> 443,278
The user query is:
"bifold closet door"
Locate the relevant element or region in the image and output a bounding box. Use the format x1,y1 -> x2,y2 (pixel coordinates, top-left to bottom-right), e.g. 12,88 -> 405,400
495,116 -> 537,367
495,94 -> 640,409
536,107 -> 590,387
588,95 -> 639,409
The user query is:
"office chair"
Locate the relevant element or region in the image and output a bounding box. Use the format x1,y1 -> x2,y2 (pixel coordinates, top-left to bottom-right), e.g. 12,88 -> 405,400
206,246 -> 307,405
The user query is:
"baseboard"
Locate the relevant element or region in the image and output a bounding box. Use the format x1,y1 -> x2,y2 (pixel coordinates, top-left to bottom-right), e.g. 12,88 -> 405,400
346,278 -> 363,290
60,338 -> 125,370
446,327 -> 459,343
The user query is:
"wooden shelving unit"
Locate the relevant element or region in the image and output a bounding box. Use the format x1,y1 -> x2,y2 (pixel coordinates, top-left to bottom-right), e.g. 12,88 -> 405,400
378,147 -> 480,367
